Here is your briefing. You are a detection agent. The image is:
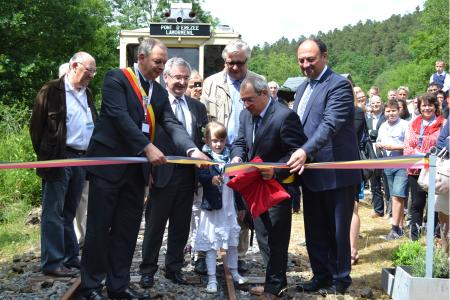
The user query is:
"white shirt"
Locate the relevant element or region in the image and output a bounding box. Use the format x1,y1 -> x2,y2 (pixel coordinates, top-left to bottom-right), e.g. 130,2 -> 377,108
376,118 -> 408,157
169,94 -> 192,136
64,76 -> 94,151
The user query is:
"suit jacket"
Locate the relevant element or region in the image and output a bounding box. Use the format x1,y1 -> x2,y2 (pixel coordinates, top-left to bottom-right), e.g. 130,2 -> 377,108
30,76 -> 97,181
293,68 -> 361,192
86,69 -> 196,183
151,95 -> 208,188
231,100 -> 306,181
366,111 -> 386,136
354,106 -> 368,148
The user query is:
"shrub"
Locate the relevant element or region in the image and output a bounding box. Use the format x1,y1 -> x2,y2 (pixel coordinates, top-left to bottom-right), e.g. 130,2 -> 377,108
0,103 -> 41,223
392,240 -> 449,278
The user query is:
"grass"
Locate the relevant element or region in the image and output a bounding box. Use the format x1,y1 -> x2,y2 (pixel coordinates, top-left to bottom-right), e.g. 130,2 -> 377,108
289,197 -> 409,299
0,201 -> 40,262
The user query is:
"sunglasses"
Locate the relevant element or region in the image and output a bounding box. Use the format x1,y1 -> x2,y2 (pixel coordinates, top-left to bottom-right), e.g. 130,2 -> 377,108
225,59 -> 247,67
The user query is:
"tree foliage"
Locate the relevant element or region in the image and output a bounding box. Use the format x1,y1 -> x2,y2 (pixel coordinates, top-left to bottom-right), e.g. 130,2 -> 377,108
109,0 -> 218,29
249,0 -> 449,98
0,0 -> 117,107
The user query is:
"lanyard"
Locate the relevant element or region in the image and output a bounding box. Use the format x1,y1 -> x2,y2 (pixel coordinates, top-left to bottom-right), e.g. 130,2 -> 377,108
418,115 -> 436,147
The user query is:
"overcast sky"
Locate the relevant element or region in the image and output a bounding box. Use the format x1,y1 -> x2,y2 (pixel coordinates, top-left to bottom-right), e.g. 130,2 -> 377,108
202,0 -> 426,47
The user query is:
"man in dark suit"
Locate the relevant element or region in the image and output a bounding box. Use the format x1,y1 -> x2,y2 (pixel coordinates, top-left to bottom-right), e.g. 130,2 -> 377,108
231,76 -> 306,299
139,57 -> 208,288
288,38 -> 361,295
366,95 -> 390,218
80,39 -> 209,300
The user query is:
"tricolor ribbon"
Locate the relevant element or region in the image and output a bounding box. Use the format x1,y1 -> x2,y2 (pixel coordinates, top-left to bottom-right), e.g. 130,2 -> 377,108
0,155 -> 426,173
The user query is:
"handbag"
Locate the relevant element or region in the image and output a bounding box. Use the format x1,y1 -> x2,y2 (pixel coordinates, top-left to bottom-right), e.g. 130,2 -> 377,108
418,149 -> 450,195
359,148 -> 374,180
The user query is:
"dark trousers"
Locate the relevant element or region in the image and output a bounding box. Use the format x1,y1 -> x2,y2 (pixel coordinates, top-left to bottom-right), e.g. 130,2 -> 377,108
80,165 -> 144,294
370,172 -> 391,215
408,175 -> 427,240
139,166 -> 195,275
41,151 -> 84,272
287,185 -> 301,210
302,185 -> 355,288
254,198 -> 292,296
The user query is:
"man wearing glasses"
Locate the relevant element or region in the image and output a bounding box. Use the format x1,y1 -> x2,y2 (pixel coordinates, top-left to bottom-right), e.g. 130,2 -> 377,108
30,52 -> 97,278
200,40 -> 261,276
139,57 -> 208,288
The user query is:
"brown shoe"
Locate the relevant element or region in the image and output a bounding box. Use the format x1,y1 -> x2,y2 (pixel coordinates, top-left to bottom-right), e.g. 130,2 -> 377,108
43,266 -> 78,277
370,212 -> 383,218
257,293 -> 281,300
250,285 -> 264,296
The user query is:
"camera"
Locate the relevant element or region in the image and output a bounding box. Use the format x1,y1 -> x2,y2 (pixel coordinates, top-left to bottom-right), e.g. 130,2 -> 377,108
194,81 -> 202,88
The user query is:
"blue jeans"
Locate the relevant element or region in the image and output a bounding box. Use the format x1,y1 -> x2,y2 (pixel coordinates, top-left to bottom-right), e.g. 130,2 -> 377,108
41,153 -> 85,272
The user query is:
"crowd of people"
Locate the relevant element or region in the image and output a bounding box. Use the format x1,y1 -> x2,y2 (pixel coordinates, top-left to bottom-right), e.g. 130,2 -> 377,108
351,59 -> 449,256
28,37 -> 449,300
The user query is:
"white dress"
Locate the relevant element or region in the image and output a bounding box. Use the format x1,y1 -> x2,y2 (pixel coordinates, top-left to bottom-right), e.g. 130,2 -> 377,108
194,176 -> 241,251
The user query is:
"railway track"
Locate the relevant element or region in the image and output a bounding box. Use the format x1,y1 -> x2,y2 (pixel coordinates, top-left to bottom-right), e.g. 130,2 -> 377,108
60,219 -> 246,300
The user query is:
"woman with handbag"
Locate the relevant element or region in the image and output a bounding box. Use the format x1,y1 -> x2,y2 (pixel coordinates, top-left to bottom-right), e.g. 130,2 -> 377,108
404,93 -> 445,241
436,117 -> 449,253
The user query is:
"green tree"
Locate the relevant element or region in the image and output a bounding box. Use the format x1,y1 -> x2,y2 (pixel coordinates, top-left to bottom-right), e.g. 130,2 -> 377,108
0,0 -> 117,107
109,0 -> 218,29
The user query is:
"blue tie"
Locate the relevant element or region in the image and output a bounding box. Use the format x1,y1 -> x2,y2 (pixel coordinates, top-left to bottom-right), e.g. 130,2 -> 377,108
297,80 -> 317,122
174,98 -> 186,129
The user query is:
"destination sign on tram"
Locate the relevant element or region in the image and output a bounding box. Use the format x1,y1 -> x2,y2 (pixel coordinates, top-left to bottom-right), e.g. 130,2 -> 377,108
150,23 -> 211,37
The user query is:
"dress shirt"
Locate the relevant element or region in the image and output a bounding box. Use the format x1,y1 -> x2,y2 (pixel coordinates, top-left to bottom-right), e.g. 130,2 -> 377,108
370,112 -> 382,132
226,75 -> 245,144
169,94 -> 192,136
253,99 -> 272,142
296,66 -> 328,120
135,63 -> 154,98
64,76 -> 94,151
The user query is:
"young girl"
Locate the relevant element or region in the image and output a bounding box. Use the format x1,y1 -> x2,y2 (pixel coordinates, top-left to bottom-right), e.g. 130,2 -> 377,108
194,121 -> 248,293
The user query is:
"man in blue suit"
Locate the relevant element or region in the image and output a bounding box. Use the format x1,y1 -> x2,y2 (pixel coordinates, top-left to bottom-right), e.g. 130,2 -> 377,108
288,38 -> 361,295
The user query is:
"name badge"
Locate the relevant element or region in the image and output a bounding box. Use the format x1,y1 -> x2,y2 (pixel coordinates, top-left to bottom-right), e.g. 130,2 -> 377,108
86,121 -> 94,131
142,122 -> 149,133
143,95 -> 149,105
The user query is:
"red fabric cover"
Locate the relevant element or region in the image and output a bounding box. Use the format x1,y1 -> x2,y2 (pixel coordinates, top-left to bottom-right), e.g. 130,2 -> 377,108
226,156 -> 290,218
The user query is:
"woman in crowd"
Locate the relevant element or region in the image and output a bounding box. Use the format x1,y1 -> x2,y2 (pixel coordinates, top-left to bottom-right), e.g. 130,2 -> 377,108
398,98 -> 412,121
350,89 -> 368,264
435,117 -> 449,253
404,93 -> 446,240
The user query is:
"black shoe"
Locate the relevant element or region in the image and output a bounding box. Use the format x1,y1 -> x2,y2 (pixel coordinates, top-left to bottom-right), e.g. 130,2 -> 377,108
296,278 -> 332,292
165,270 -> 188,285
43,266 -> 78,278
237,259 -> 248,273
84,290 -> 106,300
318,284 -> 348,296
194,257 -> 207,275
140,273 -> 155,288
107,287 -> 150,300
64,258 -> 81,269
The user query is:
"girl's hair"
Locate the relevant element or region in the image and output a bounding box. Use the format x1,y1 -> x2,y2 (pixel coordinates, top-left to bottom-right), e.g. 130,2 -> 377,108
204,121 -> 227,142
